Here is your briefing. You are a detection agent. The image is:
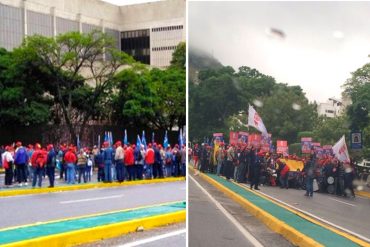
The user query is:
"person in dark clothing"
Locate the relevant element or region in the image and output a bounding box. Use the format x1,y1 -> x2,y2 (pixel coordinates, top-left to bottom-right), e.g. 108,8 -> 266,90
236,145 -> 248,183
46,145 -> 56,188
344,161 -> 356,197
153,144 -> 164,178
303,155 -> 316,197
224,145 -> 236,180
94,151 -> 104,182
250,149 -> 261,190
199,145 -> 207,173
14,142 -> 29,186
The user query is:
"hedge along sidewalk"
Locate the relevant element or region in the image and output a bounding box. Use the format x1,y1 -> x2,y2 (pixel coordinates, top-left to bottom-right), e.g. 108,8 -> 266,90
200,172 -> 369,247
0,177 -> 185,197
0,201 -> 186,247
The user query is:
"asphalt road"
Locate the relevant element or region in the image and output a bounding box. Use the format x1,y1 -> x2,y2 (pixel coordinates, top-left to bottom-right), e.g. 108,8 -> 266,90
0,181 -> 185,228
79,223 -> 186,247
189,174 -> 292,247
241,183 -> 370,241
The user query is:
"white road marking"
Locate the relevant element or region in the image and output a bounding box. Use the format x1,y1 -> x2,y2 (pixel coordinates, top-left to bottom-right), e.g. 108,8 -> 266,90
329,198 -> 356,207
60,195 -> 123,204
190,175 -> 264,247
119,229 -> 186,247
247,186 -> 370,243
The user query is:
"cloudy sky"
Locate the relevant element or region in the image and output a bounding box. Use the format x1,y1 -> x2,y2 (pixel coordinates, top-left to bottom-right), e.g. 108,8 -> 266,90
189,1 -> 370,102
101,0 -> 161,6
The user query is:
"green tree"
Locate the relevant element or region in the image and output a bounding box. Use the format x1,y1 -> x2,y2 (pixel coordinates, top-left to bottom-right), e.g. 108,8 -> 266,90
170,42 -> 186,70
14,31 -> 133,142
257,84 -> 317,144
0,48 -> 52,126
113,44 -> 186,130
312,116 -> 349,145
343,63 -> 370,130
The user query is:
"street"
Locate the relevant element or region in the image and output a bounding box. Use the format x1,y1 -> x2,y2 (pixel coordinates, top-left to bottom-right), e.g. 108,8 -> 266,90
243,183 -> 370,241
0,181 -> 185,228
189,173 -> 292,247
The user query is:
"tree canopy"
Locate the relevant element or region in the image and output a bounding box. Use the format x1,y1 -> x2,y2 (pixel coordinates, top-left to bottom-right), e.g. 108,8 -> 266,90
189,64 -> 317,144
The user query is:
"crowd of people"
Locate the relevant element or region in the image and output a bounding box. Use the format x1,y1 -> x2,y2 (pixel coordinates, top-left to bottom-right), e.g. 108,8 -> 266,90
0,141 -> 186,188
190,142 -> 357,198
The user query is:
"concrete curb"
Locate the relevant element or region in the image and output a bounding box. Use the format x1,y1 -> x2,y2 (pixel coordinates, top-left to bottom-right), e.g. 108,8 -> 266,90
0,177 -> 185,197
1,210 -> 186,247
197,171 -> 323,247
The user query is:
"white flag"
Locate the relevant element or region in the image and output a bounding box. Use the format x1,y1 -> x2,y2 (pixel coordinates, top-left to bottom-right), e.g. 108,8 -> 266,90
248,105 -> 268,137
332,135 -> 350,163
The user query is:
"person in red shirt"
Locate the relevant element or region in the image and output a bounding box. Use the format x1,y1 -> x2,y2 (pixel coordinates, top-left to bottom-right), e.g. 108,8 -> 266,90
279,160 -> 290,189
124,145 -> 135,181
31,143 -> 47,188
64,146 -> 77,184
145,144 -> 155,179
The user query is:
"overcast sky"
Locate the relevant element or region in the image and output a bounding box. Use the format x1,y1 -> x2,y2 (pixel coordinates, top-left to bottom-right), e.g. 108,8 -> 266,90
101,0 -> 161,6
189,1 -> 370,103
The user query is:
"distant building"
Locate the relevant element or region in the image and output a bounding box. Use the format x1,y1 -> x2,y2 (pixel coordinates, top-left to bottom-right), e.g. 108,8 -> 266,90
0,0 -> 185,68
317,96 -> 351,118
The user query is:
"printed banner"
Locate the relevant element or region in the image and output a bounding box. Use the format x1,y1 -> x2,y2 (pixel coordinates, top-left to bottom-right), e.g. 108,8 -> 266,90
261,133 -> 272,152
301,137 -> 312,154
229,131 -> 239,145
213,133 -> 223,143
238,131 -> 249,144
323,145 -> 333,155
248,133 -> 261,147
277,140 -> 288,155
350,132 -> 362,149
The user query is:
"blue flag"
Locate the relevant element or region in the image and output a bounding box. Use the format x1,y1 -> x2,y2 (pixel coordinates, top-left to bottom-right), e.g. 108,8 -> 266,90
179,129 -> 183,147
164,130 -> 169,149
136,135 -> 142,152
183,126 -> 186,146
104,131 -> 108,143
142,130 -> 147,149
124,129 -> 128,145
77,134 -> 81,150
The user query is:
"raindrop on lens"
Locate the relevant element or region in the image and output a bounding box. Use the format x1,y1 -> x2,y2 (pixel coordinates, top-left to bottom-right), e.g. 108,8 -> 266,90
357,185 -> 364,191
292,103 -> 301,111
253,99 -> 263,107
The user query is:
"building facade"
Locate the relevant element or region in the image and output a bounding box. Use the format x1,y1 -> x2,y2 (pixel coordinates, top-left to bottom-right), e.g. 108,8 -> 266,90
317,97 -> 351,118
0,0 -> 185,68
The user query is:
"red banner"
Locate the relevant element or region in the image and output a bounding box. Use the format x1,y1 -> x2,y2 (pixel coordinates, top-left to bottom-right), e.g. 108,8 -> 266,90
277,140 -> 288,155
229,131 -> 239,145
248,133 -> 261,147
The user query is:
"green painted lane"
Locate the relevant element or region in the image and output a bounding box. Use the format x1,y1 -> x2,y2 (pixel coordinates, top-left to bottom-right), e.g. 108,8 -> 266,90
0,201 -> 185,245
207,174 -> 359,247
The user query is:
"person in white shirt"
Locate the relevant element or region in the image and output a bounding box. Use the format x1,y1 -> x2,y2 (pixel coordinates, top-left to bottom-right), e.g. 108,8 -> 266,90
2,146 -> 14,187
114,141 -> 125,182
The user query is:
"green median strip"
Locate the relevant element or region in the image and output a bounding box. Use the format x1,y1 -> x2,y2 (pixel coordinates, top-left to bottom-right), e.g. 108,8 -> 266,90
206,173 -> 360,247
0,201 -> 186,245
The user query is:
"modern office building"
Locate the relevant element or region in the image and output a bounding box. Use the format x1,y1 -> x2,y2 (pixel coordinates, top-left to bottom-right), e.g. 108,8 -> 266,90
0,0 -> 185,68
